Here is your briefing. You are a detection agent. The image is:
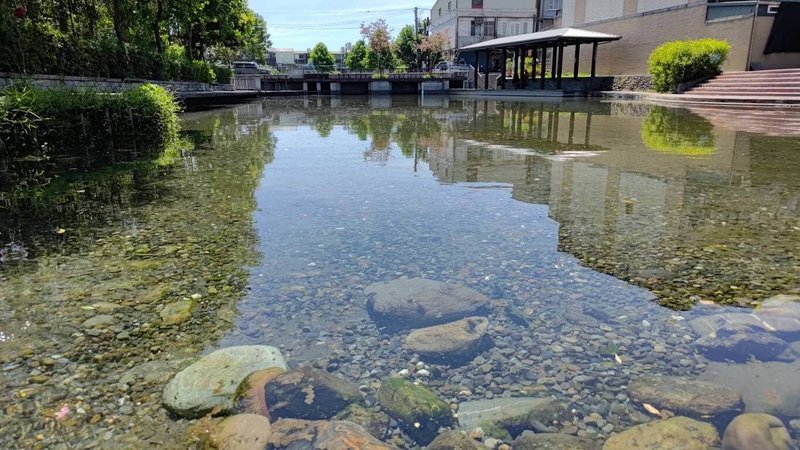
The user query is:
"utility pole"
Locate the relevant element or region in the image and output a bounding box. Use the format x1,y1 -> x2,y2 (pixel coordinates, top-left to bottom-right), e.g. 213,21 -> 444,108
414,7 -> 420,70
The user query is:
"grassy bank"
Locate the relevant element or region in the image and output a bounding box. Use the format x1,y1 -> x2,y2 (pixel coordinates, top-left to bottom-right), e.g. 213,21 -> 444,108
1,83 -> 180,163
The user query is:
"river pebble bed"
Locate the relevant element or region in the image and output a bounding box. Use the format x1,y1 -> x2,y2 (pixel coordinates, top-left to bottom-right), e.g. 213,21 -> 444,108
1,96 -> 799,449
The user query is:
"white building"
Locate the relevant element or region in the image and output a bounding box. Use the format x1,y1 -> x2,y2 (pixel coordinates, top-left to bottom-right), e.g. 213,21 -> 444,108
430,0 -> 547,59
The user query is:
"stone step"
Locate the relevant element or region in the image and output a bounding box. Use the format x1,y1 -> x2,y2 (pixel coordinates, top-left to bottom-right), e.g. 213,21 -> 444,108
653,92 -> 800,105
688,89 -> 800,96
715,73 -> 800,81
697,81 -> 800,88
723,68 -> 800,75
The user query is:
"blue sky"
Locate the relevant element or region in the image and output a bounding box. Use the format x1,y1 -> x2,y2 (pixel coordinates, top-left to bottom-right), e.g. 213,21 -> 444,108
249,0 -> 429,51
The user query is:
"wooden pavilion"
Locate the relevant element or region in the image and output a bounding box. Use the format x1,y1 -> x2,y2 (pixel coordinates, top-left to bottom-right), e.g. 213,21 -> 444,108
460,28 -> 622,90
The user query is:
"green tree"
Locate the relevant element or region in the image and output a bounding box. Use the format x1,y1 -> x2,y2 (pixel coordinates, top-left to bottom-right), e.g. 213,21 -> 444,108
238,12 -> 271,64
364,48 -> 396,72
418,32 -> 450,70
309,42 -> 336,72
394,25 -> 418,70
360,19 -> 392,74
345,40 -> 368,70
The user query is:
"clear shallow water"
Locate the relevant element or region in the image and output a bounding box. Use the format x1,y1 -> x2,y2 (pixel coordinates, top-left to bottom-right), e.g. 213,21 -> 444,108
1,96 -> 799,448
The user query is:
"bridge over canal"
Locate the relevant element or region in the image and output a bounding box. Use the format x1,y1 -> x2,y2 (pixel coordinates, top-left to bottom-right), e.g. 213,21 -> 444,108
234,72 -> 470,95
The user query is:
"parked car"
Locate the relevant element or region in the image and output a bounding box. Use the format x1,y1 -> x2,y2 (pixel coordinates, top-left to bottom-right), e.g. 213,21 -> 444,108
433,61 -> 475,74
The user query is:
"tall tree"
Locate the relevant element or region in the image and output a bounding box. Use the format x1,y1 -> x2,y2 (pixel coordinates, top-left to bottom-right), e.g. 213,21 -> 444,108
345,40 -> 367,70
360,19 -> 392,74
309,42 -> 335,72
418,32 -> 449,70
394,25 -> 418,70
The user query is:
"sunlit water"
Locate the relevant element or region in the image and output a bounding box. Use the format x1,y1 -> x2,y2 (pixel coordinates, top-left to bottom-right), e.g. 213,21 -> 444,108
1,96 -> 799,448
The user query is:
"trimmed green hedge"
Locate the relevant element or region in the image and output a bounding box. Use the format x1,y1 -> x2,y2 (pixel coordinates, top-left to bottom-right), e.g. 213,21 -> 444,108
1,83 -> 180,163
648,38 -> 730,93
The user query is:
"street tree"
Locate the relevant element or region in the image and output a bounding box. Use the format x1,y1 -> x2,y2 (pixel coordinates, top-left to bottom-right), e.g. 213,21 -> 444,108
345,40 -> 368,70
310,42 -> 336,72
360,19 -> 392,74
418,32 -> 450,69
394,25 -> 418,70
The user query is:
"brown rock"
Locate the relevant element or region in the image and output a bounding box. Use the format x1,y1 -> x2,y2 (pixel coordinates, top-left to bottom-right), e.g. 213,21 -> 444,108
404,317 -> 489,358
426,430 -> 483,450
365,278 -> 489,328
333,404 -> 391,439
232,367 -> 285,417
207,414 -> 272,450
603,417 -> 719,450
722,413 -> 793,450
513,431 -> 600,450
268,419 -> 398,449
628,375 -> 742,418
700,360 -> 800,418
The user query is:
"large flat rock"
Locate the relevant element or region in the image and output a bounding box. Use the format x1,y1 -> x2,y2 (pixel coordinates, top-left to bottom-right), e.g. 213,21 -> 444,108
700,360 -> 800,418
628,375 -> 742,418
163,345 -> 287,418
366,278 -> 489,328
404,317 -> 488,359
456,397 -> 564,431
603,417 -> 719,450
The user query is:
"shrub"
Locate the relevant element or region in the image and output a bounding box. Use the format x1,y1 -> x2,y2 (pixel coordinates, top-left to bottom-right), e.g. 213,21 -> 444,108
160,44 -> 187,81
0,83 -> 180,165
186,60 -> 217,84
212,65 -> 233,85
648,38 -> 730,93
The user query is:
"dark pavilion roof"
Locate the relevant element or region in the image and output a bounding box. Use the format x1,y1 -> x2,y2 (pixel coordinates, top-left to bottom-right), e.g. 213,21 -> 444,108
460,28 -> 621,51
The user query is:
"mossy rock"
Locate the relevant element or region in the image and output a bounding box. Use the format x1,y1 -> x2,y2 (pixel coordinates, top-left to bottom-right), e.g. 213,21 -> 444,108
376,377 -> 453,444
479,421 -> 512,441
333,404 -> 391,439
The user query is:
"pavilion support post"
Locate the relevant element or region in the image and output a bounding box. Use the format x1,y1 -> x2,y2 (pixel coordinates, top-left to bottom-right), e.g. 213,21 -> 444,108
568,111 -> 576,144
551,46 -> 558,79
540,46 -> 547,89
537,104 -> 544,138
513,48 -> 520,86
585,111 -> 593,145
483,50 -> 490,90
557,43 -> 565,89
501,48 -> 507,88
591,42 -> 598,78
521,47 -> 528,88
531,46 -> 538,85
573,43 -> 580,79
473,52 -> 479,89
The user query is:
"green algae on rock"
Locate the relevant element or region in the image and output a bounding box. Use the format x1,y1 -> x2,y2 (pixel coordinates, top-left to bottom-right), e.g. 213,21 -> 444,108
376,377 -> 454,444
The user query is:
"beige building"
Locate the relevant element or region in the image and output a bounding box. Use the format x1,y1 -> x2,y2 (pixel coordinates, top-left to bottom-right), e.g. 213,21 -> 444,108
430,0 -> 541,58
551,0 -> 800,74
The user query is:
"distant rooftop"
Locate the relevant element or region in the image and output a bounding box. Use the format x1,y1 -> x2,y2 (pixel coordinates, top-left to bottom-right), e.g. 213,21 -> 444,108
459,28 -> 621,51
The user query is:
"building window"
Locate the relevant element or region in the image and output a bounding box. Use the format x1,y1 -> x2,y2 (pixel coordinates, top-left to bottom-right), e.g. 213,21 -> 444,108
523,22 -> 528,34
501,22 -> 508,36
483,20 -> 495,37
470,19 -> 483,36
439,7 -> 442,16
545,0 -> 562,11
472,0 -> 483,9
448,1 -> 451,10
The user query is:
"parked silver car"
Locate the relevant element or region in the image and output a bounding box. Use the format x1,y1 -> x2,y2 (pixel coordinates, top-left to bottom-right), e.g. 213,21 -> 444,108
433,61 -> 475,75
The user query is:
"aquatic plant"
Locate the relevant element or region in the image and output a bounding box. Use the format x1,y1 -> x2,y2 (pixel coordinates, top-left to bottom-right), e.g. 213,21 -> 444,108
0,83 -> 180,164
